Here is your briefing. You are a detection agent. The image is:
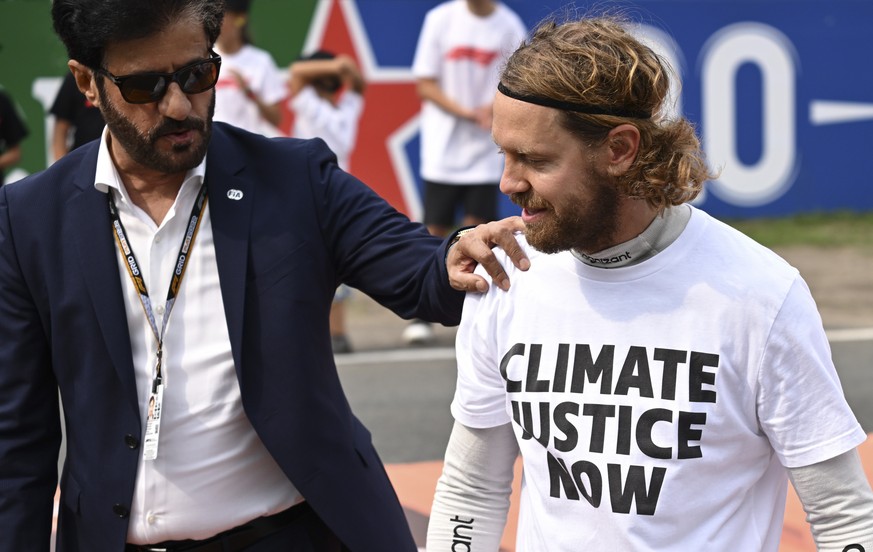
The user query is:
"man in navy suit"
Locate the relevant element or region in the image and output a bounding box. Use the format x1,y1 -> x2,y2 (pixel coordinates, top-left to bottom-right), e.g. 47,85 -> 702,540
0,1 -> 527,550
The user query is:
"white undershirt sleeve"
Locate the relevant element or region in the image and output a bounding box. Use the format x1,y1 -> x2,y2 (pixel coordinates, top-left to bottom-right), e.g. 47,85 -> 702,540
788,448 -> 873,551
426,422 -> 519,552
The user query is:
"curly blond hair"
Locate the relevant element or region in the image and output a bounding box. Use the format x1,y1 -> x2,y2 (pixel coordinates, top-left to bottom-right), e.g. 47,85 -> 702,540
500,15 -> 717,210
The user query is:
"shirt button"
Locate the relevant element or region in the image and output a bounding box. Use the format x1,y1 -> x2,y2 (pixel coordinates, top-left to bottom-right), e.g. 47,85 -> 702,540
124,434 -> 139,449
154,235 -> 162,243
112,504 -> 129,518
155,304 -> 165,315
147,514 -> 156,524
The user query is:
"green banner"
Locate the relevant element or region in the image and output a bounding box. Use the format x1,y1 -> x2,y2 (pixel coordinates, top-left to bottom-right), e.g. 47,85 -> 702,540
0,0 -> 316,182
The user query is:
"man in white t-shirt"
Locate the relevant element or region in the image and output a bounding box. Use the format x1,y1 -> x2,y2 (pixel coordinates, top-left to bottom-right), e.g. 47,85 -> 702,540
406,0 -> 526,345
213,0 -> 287,137
288,50 -> 366,354
426,14 -> 873,552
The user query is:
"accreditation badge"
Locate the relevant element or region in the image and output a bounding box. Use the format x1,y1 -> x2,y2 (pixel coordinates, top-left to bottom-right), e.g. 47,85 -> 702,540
143,384 -> 164,461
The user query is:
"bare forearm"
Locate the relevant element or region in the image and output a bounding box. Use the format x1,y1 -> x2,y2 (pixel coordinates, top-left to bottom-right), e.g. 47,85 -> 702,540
51,120 -> 72,162
242,88 -> 281,127
255,99 -> 282,127
0,146 -> 22,170
416,78 -> 475,121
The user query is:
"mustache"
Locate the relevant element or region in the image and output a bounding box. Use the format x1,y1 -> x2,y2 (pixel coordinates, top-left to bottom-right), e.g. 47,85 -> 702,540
510,191 -> 551,211
152,117 -> 206,138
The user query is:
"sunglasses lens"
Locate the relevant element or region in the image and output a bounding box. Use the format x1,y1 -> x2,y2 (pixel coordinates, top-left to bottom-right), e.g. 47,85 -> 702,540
108,57 -> 219,103
179,60 -> 219,94
121,75 -> 168,104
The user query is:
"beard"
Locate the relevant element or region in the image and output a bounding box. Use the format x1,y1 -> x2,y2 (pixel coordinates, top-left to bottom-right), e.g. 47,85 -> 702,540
510,174 -> 622,254
98,84 -> 214,174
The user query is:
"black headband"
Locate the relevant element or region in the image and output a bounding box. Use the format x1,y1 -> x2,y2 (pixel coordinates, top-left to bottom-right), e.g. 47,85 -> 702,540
497,82 -> 651,119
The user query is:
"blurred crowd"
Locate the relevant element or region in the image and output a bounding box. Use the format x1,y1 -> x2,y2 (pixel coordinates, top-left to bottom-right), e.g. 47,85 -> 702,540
0,0 -> 525,354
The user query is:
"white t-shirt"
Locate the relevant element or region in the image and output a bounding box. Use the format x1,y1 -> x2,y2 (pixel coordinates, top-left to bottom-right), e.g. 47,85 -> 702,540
290,86 -> 364,171
452,206 -> 865,551
412,0 -> 526,184
213,44 -> 288,137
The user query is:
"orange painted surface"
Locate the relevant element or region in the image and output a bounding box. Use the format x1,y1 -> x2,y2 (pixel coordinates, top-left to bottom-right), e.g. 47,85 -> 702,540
387,435 -> 873,551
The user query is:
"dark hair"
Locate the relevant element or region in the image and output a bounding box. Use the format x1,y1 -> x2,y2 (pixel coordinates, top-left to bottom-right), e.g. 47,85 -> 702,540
299,49 -> 336,63
52,0 -> 225,69
298,49 -> 342,94
224,0 -> 250,13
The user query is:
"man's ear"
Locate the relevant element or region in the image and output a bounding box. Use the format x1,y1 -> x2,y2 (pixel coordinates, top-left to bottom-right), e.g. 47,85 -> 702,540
605,124 -> 640,176
68,60 -> 101,108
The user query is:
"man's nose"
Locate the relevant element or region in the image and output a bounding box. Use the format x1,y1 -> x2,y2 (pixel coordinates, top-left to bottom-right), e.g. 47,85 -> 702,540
500,162 -> 529,195
158,82 -> 193,121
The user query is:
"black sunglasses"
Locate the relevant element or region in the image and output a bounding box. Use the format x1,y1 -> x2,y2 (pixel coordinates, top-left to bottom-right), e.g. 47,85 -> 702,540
95,52 -> 222,104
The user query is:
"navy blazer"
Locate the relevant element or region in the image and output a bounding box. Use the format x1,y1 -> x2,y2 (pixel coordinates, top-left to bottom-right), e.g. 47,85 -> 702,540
0,123 -> 464,551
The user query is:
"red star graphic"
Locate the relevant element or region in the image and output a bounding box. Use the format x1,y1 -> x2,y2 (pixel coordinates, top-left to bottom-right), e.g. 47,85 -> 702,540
281,0 -> 422,218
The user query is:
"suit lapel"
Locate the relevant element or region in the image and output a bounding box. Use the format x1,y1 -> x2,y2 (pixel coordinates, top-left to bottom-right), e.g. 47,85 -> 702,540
205,129 -> 252,373
69,149 -> 139,415
67,128 -> 253,410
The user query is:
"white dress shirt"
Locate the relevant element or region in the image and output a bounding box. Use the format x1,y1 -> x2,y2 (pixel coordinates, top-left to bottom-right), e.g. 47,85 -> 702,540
93,130 -> 301,543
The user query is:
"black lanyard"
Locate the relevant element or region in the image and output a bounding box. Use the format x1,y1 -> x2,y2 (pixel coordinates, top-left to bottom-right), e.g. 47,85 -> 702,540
108,183 -> 209,390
